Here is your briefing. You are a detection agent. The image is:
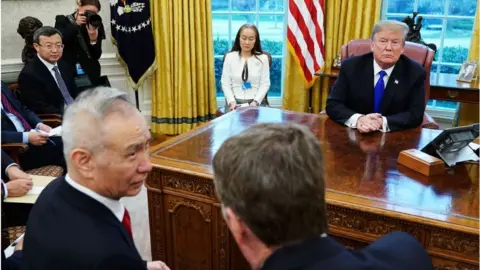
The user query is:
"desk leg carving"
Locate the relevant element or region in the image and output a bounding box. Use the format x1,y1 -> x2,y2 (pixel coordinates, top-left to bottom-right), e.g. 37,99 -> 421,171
148,190 -> 166,262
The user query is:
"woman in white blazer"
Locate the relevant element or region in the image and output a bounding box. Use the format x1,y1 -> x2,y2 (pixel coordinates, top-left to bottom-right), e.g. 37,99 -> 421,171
221,24 -> 270,112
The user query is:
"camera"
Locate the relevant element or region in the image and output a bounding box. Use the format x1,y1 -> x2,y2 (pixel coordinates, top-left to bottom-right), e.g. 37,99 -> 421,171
83,10 -> 102,28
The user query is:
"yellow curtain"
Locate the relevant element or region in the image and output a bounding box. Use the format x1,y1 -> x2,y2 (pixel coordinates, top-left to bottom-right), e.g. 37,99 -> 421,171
150,0 -> 217,135
457,3 -> 480,126
282,0 -> 382,113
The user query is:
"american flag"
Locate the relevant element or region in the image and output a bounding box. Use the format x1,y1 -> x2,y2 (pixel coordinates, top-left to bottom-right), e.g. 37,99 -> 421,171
287,0 -> 325,85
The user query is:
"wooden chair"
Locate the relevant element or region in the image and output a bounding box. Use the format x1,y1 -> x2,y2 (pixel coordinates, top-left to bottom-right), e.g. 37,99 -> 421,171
322,39 -> 439,129
216,51 -> 272,117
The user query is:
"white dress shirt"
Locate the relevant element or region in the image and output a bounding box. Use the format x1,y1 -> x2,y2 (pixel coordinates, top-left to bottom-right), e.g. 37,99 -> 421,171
221,52 -> 270,105
65,174 -> 125,222
344,59 -> 395,132
37,54 -> 60,86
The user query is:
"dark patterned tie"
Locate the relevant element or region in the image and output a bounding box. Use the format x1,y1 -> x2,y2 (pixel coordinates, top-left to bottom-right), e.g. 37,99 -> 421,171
1,92 -> 32,130
122,208 -> 133,240
52,66 -> 74,105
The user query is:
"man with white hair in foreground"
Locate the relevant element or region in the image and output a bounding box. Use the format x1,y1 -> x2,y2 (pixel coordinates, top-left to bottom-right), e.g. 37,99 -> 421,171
21,87 -> 169,270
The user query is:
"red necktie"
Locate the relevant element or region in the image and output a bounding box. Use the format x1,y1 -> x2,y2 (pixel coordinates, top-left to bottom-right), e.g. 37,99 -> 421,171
122,208 -> 133,239
1,92 -> 32,131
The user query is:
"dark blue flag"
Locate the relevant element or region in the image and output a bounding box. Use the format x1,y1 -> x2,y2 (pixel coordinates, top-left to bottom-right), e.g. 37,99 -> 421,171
111,0 -> 156,90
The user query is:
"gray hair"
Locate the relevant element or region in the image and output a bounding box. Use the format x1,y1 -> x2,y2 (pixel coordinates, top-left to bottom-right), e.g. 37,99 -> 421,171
33,26 -> 62,44
62,87 -> 133,159
213,122 -> 328,246
371,20 -> 409,43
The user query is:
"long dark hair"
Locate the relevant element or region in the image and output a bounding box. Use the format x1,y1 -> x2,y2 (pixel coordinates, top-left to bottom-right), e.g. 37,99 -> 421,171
230,24 -> 263,59
17,16 -> 43,64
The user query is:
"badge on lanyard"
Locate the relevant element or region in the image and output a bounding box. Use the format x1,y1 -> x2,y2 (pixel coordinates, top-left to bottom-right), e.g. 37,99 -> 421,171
241,61 -> 251,90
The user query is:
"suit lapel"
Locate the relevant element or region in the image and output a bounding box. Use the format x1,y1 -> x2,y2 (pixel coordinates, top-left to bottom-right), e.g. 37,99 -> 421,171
34,56 -> 61,94
57,179 -> 138,250
363,53 -> 375,112
1,88 -> 20,127
380,58 -> 403,114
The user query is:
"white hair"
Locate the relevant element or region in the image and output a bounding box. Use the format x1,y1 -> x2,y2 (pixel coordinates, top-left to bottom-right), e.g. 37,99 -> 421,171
62,86 -> 134,159
371,20 -> 409,43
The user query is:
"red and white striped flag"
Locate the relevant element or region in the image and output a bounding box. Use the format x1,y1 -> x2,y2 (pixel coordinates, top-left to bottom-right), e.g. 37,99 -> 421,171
287,0 -> 325,85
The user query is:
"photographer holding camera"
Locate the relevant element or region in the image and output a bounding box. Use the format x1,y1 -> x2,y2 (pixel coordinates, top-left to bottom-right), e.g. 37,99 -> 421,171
54,0 -> 105,86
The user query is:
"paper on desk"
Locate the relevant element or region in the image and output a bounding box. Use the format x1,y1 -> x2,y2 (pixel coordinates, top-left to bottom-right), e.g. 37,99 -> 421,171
4,233 -> 24,258
4,175 -> 55,204
27,186 -> 44,195
437,146 -> 479,167
48,126 -> 62,136
37,126 -> 62,137
469,142 -> 480,151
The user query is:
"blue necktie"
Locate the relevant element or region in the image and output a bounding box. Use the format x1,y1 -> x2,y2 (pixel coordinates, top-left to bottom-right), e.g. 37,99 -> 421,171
374,70 -> 387,113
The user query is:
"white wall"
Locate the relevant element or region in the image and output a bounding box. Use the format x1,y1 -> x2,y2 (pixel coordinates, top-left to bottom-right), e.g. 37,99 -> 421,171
0,0 -> 152,124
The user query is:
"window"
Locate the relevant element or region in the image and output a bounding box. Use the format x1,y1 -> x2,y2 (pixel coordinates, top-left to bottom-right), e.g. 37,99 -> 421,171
212,0 -> 286,103
382,0 -> 477,112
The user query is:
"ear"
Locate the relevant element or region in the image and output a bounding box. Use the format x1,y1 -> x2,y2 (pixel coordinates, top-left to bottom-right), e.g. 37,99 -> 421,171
33,43 -> 40,53
370,40 -> 375,52
224,207 -> 248,245
70,148 -> 95,178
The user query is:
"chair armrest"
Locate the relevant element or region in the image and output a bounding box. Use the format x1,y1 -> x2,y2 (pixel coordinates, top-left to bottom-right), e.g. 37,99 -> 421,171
421,112 -> 440,130
37,114 -> 62,120
2,143 -> 29,164
41,118 -> 62,128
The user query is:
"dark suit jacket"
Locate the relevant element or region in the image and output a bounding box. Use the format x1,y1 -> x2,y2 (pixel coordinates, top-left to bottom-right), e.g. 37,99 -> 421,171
18,56 -> 77,115
1,149 -> 16,183
1,149 -> 23,270
1,82 -> 41,144
21,177 -> 147,270
262,232 -> 433,270
2,250 -> 22,270
55,13 -> 104,85
326,53 -> 426,132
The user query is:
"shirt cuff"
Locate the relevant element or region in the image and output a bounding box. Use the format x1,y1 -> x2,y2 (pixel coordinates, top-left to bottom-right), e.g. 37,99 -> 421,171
2,182 -> 8,198
344,113 -> 363,128
5,163 -> 19,178
22,132 -> 29,143
380,116 -> 390,132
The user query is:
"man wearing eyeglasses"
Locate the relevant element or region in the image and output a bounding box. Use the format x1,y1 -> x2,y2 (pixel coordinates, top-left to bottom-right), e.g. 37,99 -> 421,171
326,20 -> 426,133
18,26 -> 78,115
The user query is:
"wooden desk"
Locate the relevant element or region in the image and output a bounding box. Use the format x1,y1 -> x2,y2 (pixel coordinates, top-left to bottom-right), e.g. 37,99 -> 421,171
147,107 -> 479,270
313,72 -> 479,112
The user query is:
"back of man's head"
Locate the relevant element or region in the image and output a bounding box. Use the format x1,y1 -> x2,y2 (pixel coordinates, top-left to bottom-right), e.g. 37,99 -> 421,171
213,122 -> 328,247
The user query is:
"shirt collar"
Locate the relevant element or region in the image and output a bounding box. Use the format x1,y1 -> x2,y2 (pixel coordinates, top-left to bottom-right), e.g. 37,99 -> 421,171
65,174 -> 125,222
373,58 -> 395,77
37,54 -> 58,72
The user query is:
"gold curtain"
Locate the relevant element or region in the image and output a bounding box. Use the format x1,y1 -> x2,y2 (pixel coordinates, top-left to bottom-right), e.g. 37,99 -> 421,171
150,0 -> 217,135
282,0 -> 382,113
457,3 -> 480,126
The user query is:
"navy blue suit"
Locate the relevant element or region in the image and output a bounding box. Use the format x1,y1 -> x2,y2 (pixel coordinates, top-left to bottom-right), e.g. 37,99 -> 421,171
1,82 -> 41,144
22,177 -> 147,270
262,232 -> 433,270
326,53 -> 426,132
1,82 -> 65,171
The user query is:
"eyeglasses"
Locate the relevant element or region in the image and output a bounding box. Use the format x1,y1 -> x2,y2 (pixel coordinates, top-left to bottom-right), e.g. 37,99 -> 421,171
38,44 -> 65,51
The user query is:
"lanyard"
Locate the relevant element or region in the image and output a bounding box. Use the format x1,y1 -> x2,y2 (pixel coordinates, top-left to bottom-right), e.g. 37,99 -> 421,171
241,61 -> 249,83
